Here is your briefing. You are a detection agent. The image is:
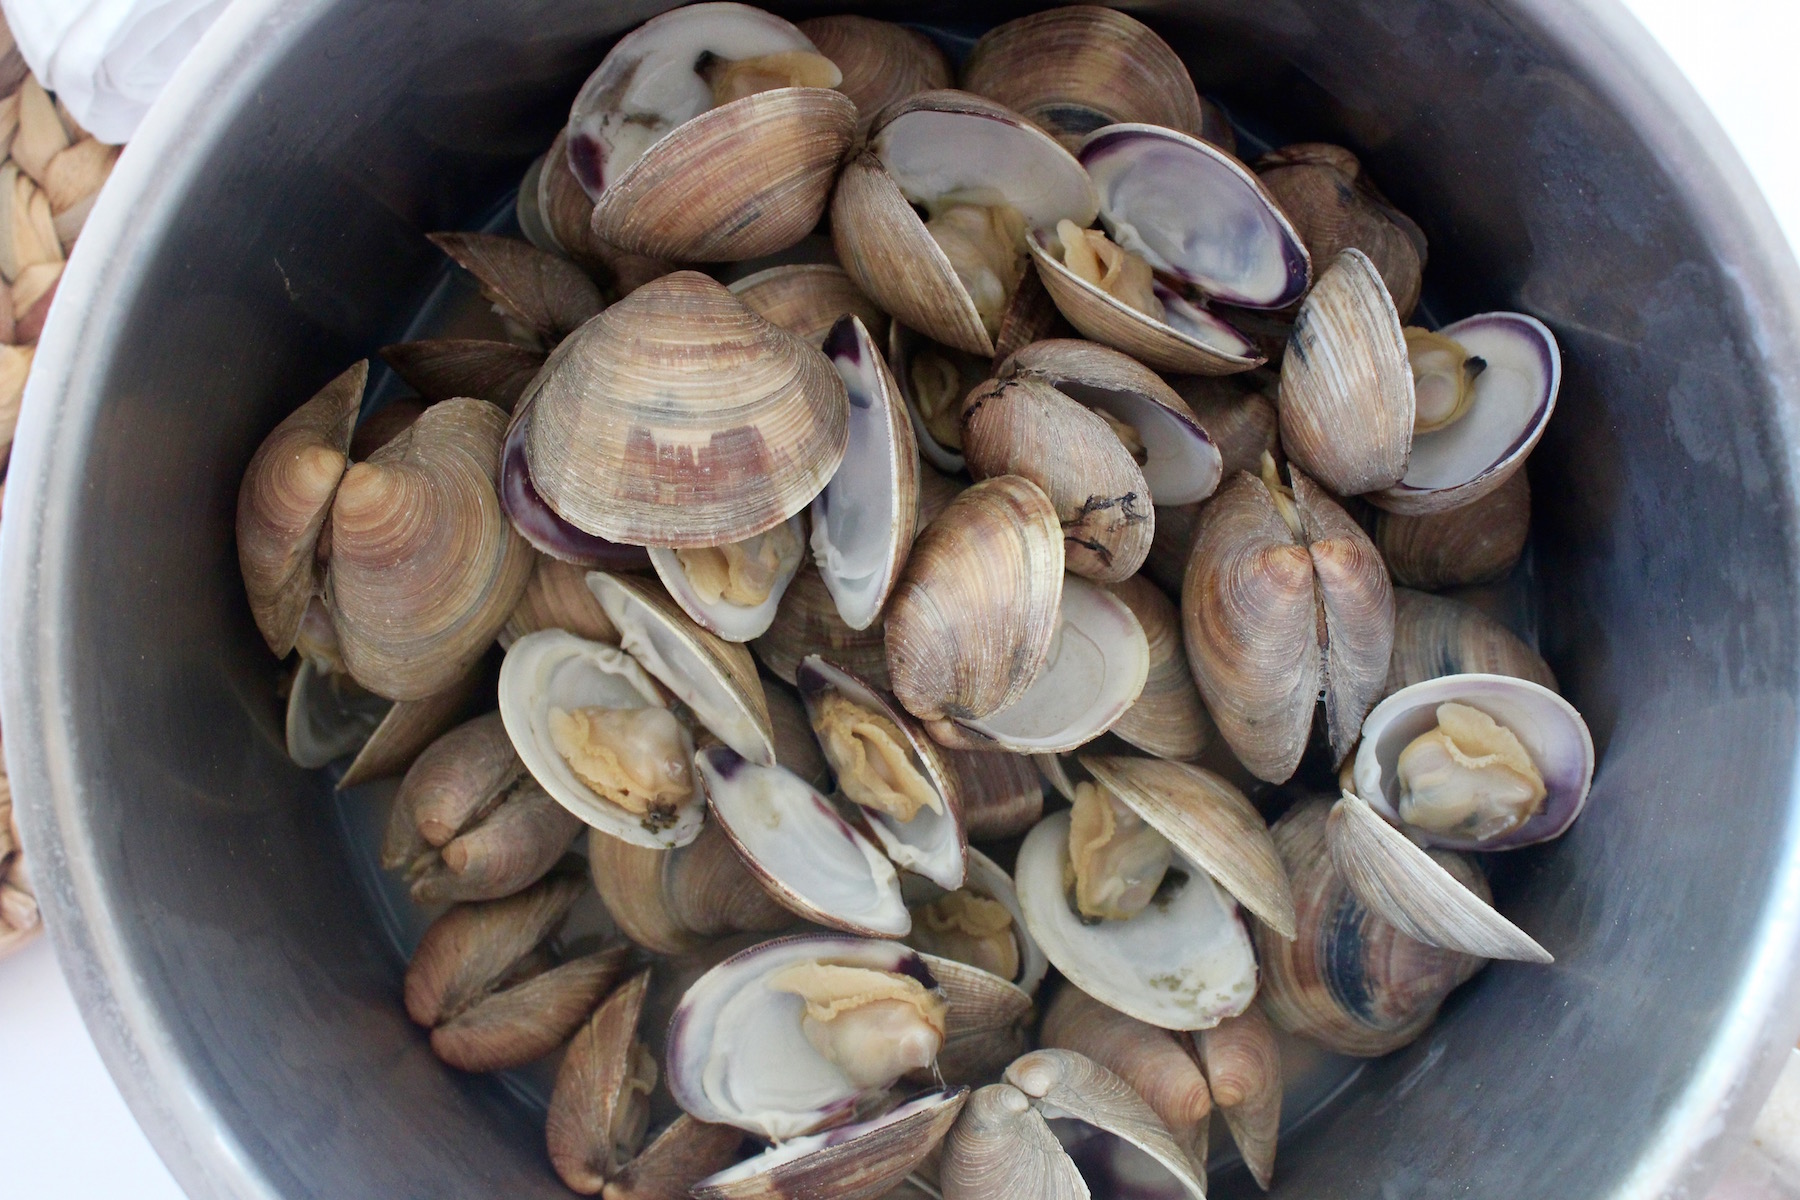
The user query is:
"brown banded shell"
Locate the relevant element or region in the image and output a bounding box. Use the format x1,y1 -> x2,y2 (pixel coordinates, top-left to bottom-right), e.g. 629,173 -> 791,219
884,475 -> 1065,723
915,462 -> 965,528
604,1116 -> 746,1200
547,969 -> 657,1194
535,128 -> 672,291
752,563 -> 891,690
337,661 -> 483,789
348,398 -> 426,462
1174,372 -> 1281,477
1256,797 -> 1486,1057
500,554 -> 621,649
522,272 -> 849,548
379,338 -> 544,410
960,376 -> 1154,582
1376,467 -> 1531,589
1386,588 -> 1557,699
730,263 -> 888,347
589,822 -> 791,957
797,15 -> 953,138
326,397 -> 535,700
236,360 -> 363,657
1104,575 -> 1213,761
1197,1005 -> 1283,1191
916,952 -> 1036,1087
1278,248 -> 1414,496
944,747 -> 1044,841
428,231 -> 603,346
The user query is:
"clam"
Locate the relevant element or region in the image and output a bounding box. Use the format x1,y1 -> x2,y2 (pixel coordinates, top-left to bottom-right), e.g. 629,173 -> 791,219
1376,467 -> 1531,589
588,822 -> 791,957
520,272 -> 848,548
1370,313 -> 1562,515
696,746 -> 909,937
944,747 -> 1044,841
326,396 -> 535,700
497,629 -> 705,849
1352,672 -> 1595,850
284,656 -> 390,770
236,360 -> 362,657
1104,575 -> 1214,762
337,663 -> 484,789
499,391 -> 652,571
1277,248 -> 1413,496
940,1083 -> 1085,1200
1040,985 -> 1214,1174
1197,1005 -> 1282,1191
752,562 -> 890,690
884,475 -> 1064,725
914,462 -> 965,528
379,338 -> 543,410
589,571 -> 777,766
904,847 -> 1048,995
1327,790 -> 1551,962
1181,458 -> 1395,782
918,951 -> 1037,1087
887,322 -> 986,473
604,1115 -> 746,1200
546,969 -> 659,1194
1014,805 -> 1257,1030
427,231 -> 603,347
1174,371 -> 1282,477
532,128 -> 674,291
797,656 -> 967,890
499,554 -> 621,649
1257,797 -> 1486,1057
998,338 -> 1224,506
797,15 -> 953,138
730,263 -> 889,347
832,91 -> 1099,357
666,935 -> 950,1139
1386,588 -> 1556,699
960,378 -> 1151,582
648,515 -> 806,643
810,315 -> 920,630
1255,143 -> 1428,320
961,7 -> 1214,153
1031,124 -> 1310,376
692,1089 -> 967,1200
567,3 -> 855,262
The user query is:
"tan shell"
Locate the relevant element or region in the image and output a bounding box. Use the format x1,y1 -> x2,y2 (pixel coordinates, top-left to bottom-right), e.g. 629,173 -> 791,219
1386,588 -> 1557,699
1145,501 -> 1202,596
236,360 -> 362,657
428,231 -> 603,345
694,1091 -> 967,1200
1277,248 -> 1414,495
915,462 -> 966,528
535,129 -> 672,292
408,780 -> 580,905
382,711 -> 522,868
1105,575 -> 1213,761
605,1116 -> 745,1200
1256,798 -> 1485,1057
379,338 -> 544,410
944,748 -> 1044,841
1257,143 -> 1427,320
991,268 -> 1070,363
1197,1005 -> 1282,1191
588,823 -> 790,956
523,272 -> 849,548
960,376 -> 1153,581
797,15 -> 953,138
338,661 -> 483,789
942,1084 -> 1087,1200
884,475 -> 1065,723
1375,468 -> 1531,589
590,88 -> 856,263
326,397 -> 535,700
547,969 -> 655,1194
961,7 -> 1210,153
730,263 -> 888,347
430,947 -> 633,1073
500,554 -> 621,649
1174,373 -> 1281,477
918,953 -> 1036,1087
752,563 -> 890,690
1040,985 -> 1213,1174
1181,467 -> 1394,782
348,398 -> 426,461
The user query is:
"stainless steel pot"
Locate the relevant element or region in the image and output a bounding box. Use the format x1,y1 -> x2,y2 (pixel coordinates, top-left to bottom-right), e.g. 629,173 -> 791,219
6,1 -> 1800,1197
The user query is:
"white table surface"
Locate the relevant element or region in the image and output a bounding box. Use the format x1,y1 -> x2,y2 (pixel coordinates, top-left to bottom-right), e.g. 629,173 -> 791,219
3,2 -> 1799,1196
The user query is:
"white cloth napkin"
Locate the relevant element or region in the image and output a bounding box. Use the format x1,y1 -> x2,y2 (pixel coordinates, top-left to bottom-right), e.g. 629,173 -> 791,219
1,0 -> 226,144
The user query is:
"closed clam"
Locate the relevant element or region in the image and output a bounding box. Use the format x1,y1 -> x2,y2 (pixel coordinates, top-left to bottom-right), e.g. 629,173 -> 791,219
1197,1005 -> 1283,1191
941,1083 -> 1085,1200
729,263 -> 888,347
546,969 -> 658,1194
567,3 -> 855,262
587,822 -> 791,956
428,231 -> 603,347
379,338 -> 543,410
326,396 -> 535,700
1376,467 -> 1532,589
796,15 -> 953,138
237,360 -> 362,657
1182,458 -> 1394,781
603,1116 -> 745,1200
1386,587 -> 1556,698
832,91 -> 1098,357
752,562 -> 891,690
1104,575 -> 1214,761
499,390 -> 652,570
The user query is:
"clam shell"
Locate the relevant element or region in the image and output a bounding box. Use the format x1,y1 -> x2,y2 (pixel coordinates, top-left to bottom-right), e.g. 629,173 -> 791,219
961,7 -> 1210,152
1299,470 -> 1396,765
1015,809 -> 1257,1030
944,749 -> 1044,842
693,1090 -> 967,1200
918,952 -> 1037,1086
337,661 -> 482,789
546,968 -> 654,1193
348,398 -> 426,461
588,821 -> 790,957
430,946 -> 632,1073
798,15 -> 952,138
1277,248 -> 1413,496
904,846 -> 1049,995
516,150 -> 554,255
1103,575 -> 1213,762
1173,372 -> 1281,478
383,710 -> 522,865
1197,1005 -> 1282,1190
915,462 -> 965,529
379,338 -> 543,410
812,315 -> 920,630
887,322 -> 984,473
1144,501 -> 1202,596
884,475 -> 1064,724
648,515 -> 806,642
730,263 -> 889,348
766,680 -> 832,792
1352,672 -> 1595,851
605,1116 -> 746,1200
1370,312 -> 1562,515
1328,790 -> 1551,962
1256,797 -> 1485,1057
524,272 -> 848,548
999,339 -> 1223,506
428,232 -> 602,345
961,376 -> 1153,582
403,873 -> 589,1030
752,562 -> 891,690
327,396 -> 535,700
942,1084 -> 1087,1200
990,267 -> 1071,363
499,554 -> 621,649
285,658 -> 389,770
499,392 -> 652,569
236,360 -> 362,657
536,128 -> 672,290
1376,467 -> 1531,589
1386,587 -> 1556,699
589,572 -> 777,766
497,628 -> 705,849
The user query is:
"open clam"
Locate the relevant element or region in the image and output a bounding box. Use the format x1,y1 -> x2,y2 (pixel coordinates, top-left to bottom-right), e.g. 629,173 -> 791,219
499,391 -> 652,571
648,515 -> 806,643
796,15 -> 952,139
903,847 -> 1047,996
1352,672 -> 1595,851
1376,467 -> 1531,589
888,321 -> 986,473
832,91 -> 1099,357
566,2 -> 855,262
730,262 -> 889,347
546,968 -> 659,1195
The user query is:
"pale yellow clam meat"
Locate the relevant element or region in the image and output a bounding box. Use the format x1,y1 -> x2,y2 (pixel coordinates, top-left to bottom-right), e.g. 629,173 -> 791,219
1405,326 -> 1487,434
909,890 -> 1020,981
548,705 -> 694,824
925,202 -> 1027,337
1094,407 -> 1146,461
677,521 -> 800,606
701,48 -> 842,105
811,691 -> 943,822
1395,701 -> 1547,841
1067,780 -> 1173,921
1056,218 -> 1163,320
910,349 -> 967,450
767,961 -> 947,1088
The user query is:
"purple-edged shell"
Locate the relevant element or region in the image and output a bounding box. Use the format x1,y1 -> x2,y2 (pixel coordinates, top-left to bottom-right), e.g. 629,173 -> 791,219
499,398 -> 650,569
1371,312 -> 1562,516
1352,672 -> 1595,851
666,933 -> 941,1139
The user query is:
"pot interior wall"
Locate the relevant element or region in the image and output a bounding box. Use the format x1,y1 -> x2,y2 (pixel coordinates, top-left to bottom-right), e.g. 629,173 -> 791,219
18,0 -> 1800,1197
